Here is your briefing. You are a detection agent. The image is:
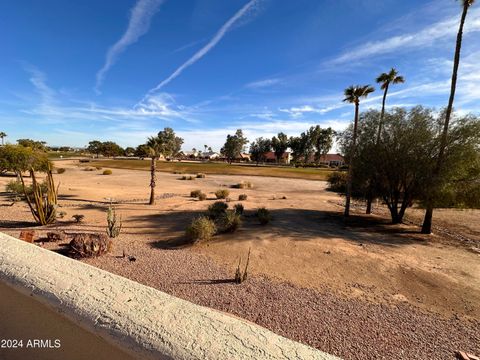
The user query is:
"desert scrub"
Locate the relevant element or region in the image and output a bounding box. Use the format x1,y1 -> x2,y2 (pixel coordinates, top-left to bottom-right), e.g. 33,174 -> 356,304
218,210 -> 241,233
235,248 -> 251,284
56,168 -> 66,174
103,169 -> 112,175
215,189 -> 230,199
238,194 -> 248,201
198,192 -> 207,201
186,216 -> 216,243
180,175 -> 195,180
232,181 -> 253,189
106,205 -> 122,238
72,214 -> 85,223
327,171 -> 347,193
190,189 -> 202,198
6,180 -> 46,199
96,166 -> 103,170
257,207 -> 271,225
207,201 -> 228,219
84,167 -> 95,171
234,203 -> 244,215
196,173 -> 206,178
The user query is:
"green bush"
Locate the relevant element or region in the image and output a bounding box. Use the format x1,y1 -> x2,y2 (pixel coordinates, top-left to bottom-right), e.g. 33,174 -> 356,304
190,189 -> 202,198
234,203 -> 244,215
198,192 -> 207,201
196,173 -> 206,178
238,194 -> 248,201
56,168 -> 66,174
186,216 -> 216,243
5,180 -> 47,199
215,189 -> 230,199
218,210 -> 241,233
103,169 -> 112,175
257,207 -> 271,225
208,201 -> 228,219
327,171 -> 347,192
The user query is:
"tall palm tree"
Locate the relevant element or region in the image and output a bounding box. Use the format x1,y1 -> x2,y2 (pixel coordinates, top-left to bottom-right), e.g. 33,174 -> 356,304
343,85 -> 375,217
0,132 -> 6,146
364,69 -> 405,214
421,0 -> 475,234
375,68 -> 405,143
147,137 -> 162,205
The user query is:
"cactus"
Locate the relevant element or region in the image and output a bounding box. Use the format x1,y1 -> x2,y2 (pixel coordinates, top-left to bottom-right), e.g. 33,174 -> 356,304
20,165 -> 58,225
106,204 -> 122,238
234,248 -> 251,284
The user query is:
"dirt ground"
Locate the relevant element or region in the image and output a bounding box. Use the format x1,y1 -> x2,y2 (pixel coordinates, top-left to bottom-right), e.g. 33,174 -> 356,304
0,159 -> 479,359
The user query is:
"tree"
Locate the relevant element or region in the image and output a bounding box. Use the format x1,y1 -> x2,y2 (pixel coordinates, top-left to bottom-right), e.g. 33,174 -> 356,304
17,138 -> 47,152
134,144 -> 150,158
271,132 -> 289,163
0,144 -> 50,175
250,137 -> 272,164
288,132 -> 313,165
422,0 -> 476,234
145,128 -> 184,205
0,132 -> 6,146
101,141 -> 124,157
220,129 -> 248,163
87,140 -> 103,158
308,126 -> 335,165
342,85 -> 375,217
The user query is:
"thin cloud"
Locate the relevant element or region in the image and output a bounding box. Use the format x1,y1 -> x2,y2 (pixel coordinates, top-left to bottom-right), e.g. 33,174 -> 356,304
246,78 -> 282,89
95,0 -> 164,93
142,0 -> 261,98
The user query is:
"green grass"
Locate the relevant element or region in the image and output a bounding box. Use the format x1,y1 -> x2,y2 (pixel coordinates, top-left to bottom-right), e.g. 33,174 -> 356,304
87,159 -> 333,181
48,151 -> 87,159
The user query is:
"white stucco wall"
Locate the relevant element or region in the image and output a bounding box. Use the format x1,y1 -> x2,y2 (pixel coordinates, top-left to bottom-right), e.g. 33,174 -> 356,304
0,233 -> 339,360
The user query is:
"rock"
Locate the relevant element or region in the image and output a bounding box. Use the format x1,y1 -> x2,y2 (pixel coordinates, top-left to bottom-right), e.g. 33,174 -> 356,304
19,230 -> 35,243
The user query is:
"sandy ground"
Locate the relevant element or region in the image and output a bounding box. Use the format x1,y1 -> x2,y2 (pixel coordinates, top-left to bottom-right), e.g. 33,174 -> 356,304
0,159 -> 479,359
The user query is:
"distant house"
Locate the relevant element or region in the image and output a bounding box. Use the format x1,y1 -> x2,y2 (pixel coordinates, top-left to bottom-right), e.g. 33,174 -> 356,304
263,151 -> 291,164
318,154 -> 345,167
200,151 -> 220,160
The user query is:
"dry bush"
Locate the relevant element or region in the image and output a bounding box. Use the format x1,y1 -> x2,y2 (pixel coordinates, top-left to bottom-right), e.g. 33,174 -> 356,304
190,189 -> 202,198
232,181 -> 253,189
186,216 -> 216,243
46,231 -> 66,242
196,173 -> 206,178
56,168 -> 66,174
257,207 -> 271,225
218,210 -> 241,233
96,166 -> 103,170
215,189 -> 230,199
102,169 -> 112,175
68,233 -> 112,258
234,203 -> 244,215
198,192 -> 207,201
235,248 -> 251,284
180,175 -> 195,180
208,201 -> 228,219
238,194 -> 248,201
84,167 -> 95,171
72,214 -> 85,223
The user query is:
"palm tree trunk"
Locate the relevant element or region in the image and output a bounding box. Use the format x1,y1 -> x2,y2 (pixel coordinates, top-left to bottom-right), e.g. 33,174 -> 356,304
345,102 -> 359,217
149,157 -> 156,205
421,2 -> 469,234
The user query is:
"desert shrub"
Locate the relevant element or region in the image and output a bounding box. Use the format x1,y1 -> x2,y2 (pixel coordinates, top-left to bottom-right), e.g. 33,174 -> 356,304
56,168 -> 66,174
103,169 -> 112,175
218,210 -> 241,233
232,181 -> 253,189
106,205 -> 122,238
68,233 -> 111,258
257,207 -> 271,225
79,159 -> 90,163
235,248 -> 251,284
180,175 -> 194,180
46,231 -> 66,242
234,203 -> 244,215
84,167 -> 95,171
5,180 -> 48,199
196,173 -> 206,178
238,194 -> 248,201
173,171 -> 184,174
57,211 -> 67,219
215,189 -> 230,199
96,166 -> 103,170
72,214 -> 85,223
198,192 -> 207,201
327,171 -> 347,193
207,201 -> 228,219
190,189 -> 202,198
186,216 -> 216,243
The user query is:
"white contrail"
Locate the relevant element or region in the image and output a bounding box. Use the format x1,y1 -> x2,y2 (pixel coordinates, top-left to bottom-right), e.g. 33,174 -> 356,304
143,0 -> 259,97
95,0 -> 164,93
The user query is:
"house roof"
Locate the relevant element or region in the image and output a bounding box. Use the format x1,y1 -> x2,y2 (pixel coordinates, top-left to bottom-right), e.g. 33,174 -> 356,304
263,151 -> 290,160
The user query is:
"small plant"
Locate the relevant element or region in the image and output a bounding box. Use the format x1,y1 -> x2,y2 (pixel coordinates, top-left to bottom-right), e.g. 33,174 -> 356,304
96,166 -> 103,170
69,233 -> 111,258
103,169 -> 113,175
238,194 -> 248,201
235,248 -> 251,284
190,189 -> 202,198
198,192 -> 207,201
234,203 -> 244,215
56,168 -> 66,174
180,175 -> 195,180
215,189 -> 230,199
57,211 -> 67,219
173,171 -> 185,174
196,173 -> 206,178
106,204 -> 122,238
257,207 -> 271,225
186,216 -> 216,243
84,167 -> 95,171
72,214 -> 85,223
207,201 -> 228,219
218,210 -> 241,233
232,181 -> 253,189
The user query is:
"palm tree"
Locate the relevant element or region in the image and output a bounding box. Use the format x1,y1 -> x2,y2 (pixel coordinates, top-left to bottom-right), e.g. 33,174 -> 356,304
421,0 -> 475,234
375,68 -> 405,143
146,137 -> 162,205
364,69 -> 405,214
0,132 -> 6,146
343,85 -> 375,217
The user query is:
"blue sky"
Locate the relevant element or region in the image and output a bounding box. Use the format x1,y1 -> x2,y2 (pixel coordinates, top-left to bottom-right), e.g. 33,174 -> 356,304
1,0 -> 479,151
